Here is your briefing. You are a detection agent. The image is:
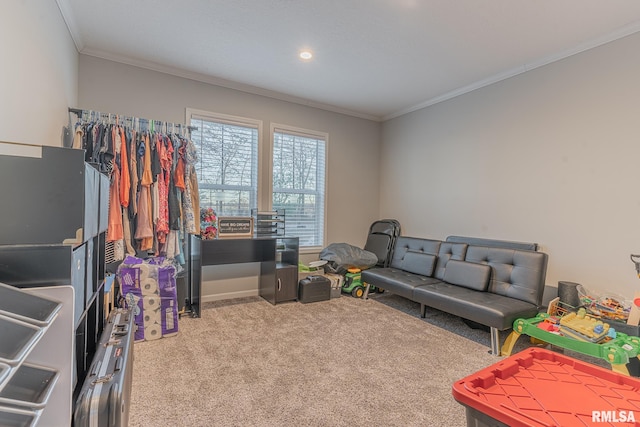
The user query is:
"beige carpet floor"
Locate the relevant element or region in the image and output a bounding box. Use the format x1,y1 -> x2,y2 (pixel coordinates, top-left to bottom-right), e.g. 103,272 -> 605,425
128,293 -> 540,426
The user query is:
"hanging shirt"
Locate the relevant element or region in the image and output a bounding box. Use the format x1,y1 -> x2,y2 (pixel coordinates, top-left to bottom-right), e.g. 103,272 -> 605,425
174,142 -> 186,191
72,124 -> 84,150
119,126 -> 130,208
136,185 -> 154,251
156,135 -> 172,243
83,123 -> 94,163
122,209 -> 136,256
182,138 -> 200,234
128,129 -> 138,217
106,163 -> 124,242
135,132 -> 155,247
168,172 -> 181,230
140,132 -> 153,186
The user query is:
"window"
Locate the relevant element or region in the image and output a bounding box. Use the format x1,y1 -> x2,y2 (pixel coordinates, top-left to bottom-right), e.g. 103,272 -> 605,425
272,125 -> 327,248
189,110 -> 260,217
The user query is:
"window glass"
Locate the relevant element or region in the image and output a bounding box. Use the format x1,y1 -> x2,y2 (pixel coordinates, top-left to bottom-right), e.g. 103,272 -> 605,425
190,113 -> 258,217
273,127 -> 326,248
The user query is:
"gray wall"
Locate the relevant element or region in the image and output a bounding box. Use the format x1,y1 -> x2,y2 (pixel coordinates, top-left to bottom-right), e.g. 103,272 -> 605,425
0,1 -> 77,149
78,55 -> 382,253
78,55 -> 382,300
381,32 -> 640,297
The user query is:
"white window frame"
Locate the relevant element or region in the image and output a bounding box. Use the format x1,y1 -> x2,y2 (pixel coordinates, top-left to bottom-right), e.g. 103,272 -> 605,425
186,108 -> 264,217
270,123 -> 328,252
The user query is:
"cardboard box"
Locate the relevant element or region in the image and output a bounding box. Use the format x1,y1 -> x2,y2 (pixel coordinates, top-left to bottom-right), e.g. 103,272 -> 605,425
322,273 -> 344,298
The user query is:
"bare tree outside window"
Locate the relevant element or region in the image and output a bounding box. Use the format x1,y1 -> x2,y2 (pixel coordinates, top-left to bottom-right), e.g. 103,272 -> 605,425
191,117 -> 258,217
273,130 -> 326,247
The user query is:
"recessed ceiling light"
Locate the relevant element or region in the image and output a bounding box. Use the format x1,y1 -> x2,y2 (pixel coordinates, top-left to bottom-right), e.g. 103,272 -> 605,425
299,50 -> 313,60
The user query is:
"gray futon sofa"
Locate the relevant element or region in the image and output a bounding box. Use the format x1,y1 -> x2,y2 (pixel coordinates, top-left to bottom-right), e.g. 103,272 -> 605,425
361,235 -> 548,355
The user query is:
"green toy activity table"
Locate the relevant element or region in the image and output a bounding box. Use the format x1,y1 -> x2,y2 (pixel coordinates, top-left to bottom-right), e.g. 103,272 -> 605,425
501,312 -> 640,376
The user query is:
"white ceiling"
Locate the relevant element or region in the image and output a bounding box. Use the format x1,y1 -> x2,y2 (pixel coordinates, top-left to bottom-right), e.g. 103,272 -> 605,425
56,1 -> 640,121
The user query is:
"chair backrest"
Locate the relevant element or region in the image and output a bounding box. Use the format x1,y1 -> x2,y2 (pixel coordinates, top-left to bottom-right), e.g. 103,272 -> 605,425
364,234 -> 393,267
364,219 -> 401,267
369,219 -> 401,237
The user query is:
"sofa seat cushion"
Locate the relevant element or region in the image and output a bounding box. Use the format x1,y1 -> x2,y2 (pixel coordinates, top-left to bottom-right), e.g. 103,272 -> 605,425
412,282 -> 539,330
362,267 -> 441,300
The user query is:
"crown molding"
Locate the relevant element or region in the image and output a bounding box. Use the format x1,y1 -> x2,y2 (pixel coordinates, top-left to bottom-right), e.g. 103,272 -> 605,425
55,0 -> 84,52
383,20 -> 640,121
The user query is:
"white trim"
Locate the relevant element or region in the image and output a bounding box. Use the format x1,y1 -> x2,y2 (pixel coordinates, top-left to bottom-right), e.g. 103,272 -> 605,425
385,67 -> 526,120
55,0 -> 84,52
266,124 -> 276,212
186,108 -> 262,130
385,21 -> 640,120
271,125 -> 328,141
323,133 -> 329,251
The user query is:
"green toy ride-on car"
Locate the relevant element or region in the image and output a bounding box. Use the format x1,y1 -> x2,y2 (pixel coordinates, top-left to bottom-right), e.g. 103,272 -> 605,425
342,268 -> 384,298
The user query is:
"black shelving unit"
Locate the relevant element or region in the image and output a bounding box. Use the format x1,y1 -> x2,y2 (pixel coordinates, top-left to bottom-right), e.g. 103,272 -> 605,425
273,237 -> 299,304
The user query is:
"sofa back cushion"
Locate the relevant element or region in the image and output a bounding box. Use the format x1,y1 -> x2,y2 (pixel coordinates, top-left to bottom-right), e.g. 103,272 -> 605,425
400,251 -> 437,277
390,237 -> 441,277
442,260 -> 491,291
464,246 -> 548,306
432,242 -> 468,280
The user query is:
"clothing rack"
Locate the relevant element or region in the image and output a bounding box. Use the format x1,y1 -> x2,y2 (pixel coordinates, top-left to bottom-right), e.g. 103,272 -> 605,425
68,108 -> 198,135
66,107 -> 202,268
